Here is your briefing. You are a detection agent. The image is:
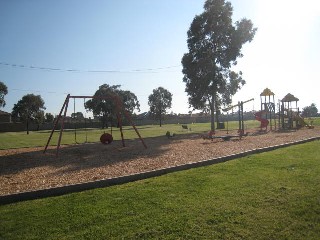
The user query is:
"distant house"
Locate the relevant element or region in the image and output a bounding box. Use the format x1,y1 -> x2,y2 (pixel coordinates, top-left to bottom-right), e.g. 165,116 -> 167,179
0,110 -> 11,123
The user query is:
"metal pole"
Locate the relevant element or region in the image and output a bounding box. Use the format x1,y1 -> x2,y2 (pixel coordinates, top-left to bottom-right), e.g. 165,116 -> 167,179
84,98 -> 88,143
116,111 -> 125,147
124,110 -> 147,149
273,95 -> 276,130
241,101 -> 244,135
114,97 -> 125,147
56,95 -> 70,156
43,95 -> 69,154
74,97 -> 77,143
238,102 -> 241,133
269,95 -> 272,130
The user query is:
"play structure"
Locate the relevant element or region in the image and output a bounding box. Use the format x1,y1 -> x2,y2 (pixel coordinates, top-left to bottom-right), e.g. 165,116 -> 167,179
223,98 -> 254,136
203,98 -> 254,141
204,88 -> 314,142
254,110 -> 269,130
254,88 -> 276,131
279,93 -> 314,130
43,94 -> 147,156
72,97 -> 89,144
255,89 -> 313,131
250,88 -> 314,131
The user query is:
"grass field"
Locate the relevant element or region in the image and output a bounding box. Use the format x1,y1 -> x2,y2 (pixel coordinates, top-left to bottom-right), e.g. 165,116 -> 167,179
1,141 -> 319,239
0,120 -> 261,150
2,118 -> 319,150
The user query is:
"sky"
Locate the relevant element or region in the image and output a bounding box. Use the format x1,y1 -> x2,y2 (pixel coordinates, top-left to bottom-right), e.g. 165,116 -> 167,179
0,0 -> 319,116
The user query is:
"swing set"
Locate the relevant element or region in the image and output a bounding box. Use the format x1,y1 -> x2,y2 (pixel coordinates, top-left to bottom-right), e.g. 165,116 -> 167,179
72,97 -> 115,144
72,97 -> 88,144
222,98 -> 254,135
43,94 -> 147,156
204,98 -> 254,141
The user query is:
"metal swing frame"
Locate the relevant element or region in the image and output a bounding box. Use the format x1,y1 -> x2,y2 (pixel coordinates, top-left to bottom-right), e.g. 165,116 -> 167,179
43,94 -> 147,156
73,97 -> 89,144
219,98 -> 254,139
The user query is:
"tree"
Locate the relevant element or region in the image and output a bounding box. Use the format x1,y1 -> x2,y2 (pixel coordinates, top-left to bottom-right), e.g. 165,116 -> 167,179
0,81 -> 8,108
34,110 -> 45,131
45,113 -> 54,123
85,84 -> 140,128
71,112 -> 84,121
302,103 -> 318,117
181,0 -> 256,130
148,87 -> 172,127
11,94 -> 46,134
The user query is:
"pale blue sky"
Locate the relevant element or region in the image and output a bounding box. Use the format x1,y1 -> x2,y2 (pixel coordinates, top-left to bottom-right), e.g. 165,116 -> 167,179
1,0 -> 319,116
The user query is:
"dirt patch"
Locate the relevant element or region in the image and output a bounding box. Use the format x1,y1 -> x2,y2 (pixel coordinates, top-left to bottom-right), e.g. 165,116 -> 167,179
1,128 -> 319,195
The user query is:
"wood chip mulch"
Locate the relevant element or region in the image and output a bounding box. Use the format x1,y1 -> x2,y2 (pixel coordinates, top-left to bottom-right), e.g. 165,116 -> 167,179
1,127 -> 319,196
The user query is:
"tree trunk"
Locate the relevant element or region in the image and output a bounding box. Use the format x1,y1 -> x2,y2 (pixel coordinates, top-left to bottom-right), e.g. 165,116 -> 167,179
210,111 -> 215,131
159,106 -> 162,127
101,115 -> 106,129
215,97 -> 221,127
210,97 -> 215,131
26,118 -> 29,135
215,110 -> 220,127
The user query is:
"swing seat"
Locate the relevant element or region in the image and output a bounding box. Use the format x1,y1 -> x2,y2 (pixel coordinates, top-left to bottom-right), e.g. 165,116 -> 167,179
100,133 -> 113,144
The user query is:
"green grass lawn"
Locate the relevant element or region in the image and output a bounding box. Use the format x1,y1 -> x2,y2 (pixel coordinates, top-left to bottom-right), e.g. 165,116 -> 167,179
1,117 -> 319,150
0,121 -> 260,150
1,141 -> 319,239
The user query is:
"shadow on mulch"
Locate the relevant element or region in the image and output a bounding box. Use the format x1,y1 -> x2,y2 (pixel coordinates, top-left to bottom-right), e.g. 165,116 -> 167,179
0,133 -> 201,176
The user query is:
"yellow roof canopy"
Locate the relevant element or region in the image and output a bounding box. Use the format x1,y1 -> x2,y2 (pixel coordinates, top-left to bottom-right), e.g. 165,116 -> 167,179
260,88 -> 275,96
281,93 -> 299,102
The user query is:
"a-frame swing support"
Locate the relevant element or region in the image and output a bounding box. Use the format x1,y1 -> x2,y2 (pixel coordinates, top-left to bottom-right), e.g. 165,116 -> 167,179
222,98 -> 254,136
43,94 -> 147,156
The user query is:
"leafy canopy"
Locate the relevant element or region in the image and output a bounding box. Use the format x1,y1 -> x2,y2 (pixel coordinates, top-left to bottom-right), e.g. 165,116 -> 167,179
302,103 -> 318,117
148,87 -> 172,127
85,84 -> 140,117
148,87 -> 172,116
182,0 -> 256,129
71,112 -> 84,121
45,113 -> 54,123
0,81 -> 8,108
11,94 -> 46,122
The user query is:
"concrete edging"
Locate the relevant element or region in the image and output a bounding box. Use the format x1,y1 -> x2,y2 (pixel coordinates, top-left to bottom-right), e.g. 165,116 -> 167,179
1,136 -> 319,205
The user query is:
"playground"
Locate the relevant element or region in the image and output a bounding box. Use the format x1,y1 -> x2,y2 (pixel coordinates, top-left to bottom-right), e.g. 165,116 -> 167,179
1,87 -> 319,196
1,124 -> 319,196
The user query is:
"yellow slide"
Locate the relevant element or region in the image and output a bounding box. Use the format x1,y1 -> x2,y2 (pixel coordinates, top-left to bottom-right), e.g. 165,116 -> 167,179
293,114 -> 314,129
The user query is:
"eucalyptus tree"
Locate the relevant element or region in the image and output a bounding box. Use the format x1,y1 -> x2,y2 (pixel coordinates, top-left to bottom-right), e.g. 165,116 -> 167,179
0,81 -> 8,108
182,0 -> 256,130
85,84 -> 140,128
11,94 -> 46,134
148,87 -> 172,127
302,103 -> 318,117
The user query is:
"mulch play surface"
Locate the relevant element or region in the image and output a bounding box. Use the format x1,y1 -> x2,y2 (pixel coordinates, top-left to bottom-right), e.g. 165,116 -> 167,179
1,128 -> 319,195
